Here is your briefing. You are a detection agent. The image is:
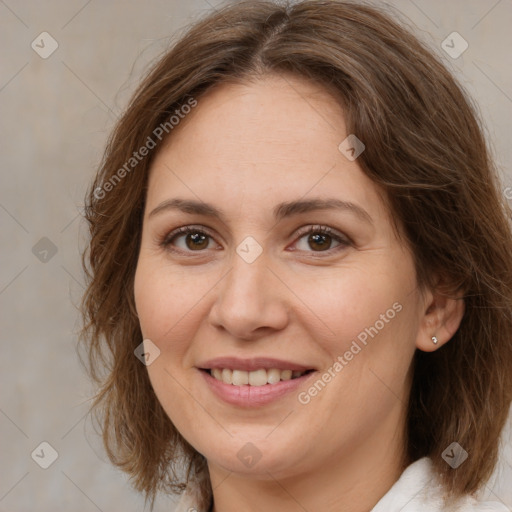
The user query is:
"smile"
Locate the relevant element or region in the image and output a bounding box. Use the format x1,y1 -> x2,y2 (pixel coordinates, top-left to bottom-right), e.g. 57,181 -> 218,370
209,368 -> 310,386
197,357 -> 317,406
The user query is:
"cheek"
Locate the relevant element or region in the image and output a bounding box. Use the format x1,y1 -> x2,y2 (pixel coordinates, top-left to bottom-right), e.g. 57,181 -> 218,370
292,264 -> 405,349
134,255 -> 211,343
134,259 -> 207,437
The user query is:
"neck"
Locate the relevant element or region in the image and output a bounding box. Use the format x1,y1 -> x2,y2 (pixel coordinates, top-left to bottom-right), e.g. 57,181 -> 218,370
208,406 -> 408,512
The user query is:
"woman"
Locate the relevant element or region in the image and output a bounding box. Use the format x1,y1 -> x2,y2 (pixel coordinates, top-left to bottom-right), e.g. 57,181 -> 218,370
80,1 -> 512,511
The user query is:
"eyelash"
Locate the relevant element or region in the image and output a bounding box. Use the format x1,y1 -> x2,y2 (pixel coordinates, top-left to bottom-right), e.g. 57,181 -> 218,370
159,224 -> 351,257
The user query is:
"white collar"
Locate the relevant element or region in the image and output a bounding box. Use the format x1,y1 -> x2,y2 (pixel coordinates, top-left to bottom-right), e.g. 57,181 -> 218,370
173,457 -> 510,512
371,457 -> 509,511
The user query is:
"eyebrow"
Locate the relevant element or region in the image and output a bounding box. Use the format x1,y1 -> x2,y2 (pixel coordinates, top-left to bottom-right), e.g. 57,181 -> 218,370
148,197 -> 373,225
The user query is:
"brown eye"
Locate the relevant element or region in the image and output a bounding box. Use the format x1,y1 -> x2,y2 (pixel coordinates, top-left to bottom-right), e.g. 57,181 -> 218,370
185,232 -> 209,250
307,232 -> 333,251
294,226 -> 349,254
162,227 -> 217,252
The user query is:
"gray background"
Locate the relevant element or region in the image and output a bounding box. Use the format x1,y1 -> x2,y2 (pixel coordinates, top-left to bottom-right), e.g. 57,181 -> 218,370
1,1 -> 511,511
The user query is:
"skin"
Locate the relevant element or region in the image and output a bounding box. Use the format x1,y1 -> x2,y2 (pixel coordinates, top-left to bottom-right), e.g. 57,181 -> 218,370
133,73 -> 464,512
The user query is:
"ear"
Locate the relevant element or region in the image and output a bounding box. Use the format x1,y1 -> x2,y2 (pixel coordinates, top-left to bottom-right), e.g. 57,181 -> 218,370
415,278 -> 465,352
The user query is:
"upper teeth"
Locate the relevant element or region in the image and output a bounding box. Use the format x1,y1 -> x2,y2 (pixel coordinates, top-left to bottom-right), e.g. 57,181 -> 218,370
211,368 -> 306,386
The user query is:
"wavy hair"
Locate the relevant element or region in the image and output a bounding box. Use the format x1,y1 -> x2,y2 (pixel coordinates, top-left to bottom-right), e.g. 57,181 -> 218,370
80,1 -> 512,509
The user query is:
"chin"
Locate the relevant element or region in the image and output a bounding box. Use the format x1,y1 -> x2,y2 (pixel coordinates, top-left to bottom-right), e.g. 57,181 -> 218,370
198,430 -> 310,478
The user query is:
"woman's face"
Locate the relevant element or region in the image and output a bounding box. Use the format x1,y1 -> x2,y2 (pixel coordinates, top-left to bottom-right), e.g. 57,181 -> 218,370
134,74 -> 431,482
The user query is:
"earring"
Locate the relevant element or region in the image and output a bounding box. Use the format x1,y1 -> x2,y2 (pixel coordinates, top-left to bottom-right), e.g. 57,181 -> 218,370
432,336 -> 438,345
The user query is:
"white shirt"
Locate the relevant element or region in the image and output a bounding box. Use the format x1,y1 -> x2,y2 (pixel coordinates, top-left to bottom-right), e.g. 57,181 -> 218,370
173,457 -> 511,511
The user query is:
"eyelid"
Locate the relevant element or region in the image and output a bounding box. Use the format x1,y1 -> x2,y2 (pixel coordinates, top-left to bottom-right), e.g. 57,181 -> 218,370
160,224 -> 351,255
292,224 -> 351,245
161,224 -> 221,250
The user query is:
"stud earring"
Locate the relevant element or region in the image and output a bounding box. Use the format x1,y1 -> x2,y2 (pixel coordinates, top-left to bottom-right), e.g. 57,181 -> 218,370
432,336 -> 438,345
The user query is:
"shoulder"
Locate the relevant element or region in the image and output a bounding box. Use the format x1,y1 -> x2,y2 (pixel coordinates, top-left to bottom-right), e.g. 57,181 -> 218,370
173,489 -> 205,512
371,457 -> 510,512
173,457 -> 510,512
172,474 -> 210,512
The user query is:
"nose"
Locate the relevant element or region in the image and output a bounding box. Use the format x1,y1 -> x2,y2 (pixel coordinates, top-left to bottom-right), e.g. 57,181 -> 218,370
208,250 -> 289,341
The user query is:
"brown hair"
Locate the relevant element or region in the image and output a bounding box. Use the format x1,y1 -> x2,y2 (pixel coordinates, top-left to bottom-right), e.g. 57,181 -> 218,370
80,1 -> 512,509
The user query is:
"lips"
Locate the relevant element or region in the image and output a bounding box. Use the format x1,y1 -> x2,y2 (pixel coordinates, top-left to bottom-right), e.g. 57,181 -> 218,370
197,356 -> 314,373
197,357 -> 317,406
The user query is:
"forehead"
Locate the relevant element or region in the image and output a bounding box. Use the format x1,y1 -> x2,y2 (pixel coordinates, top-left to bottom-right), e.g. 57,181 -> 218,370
163,74 -> 345,158
146,74 -> 389,226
